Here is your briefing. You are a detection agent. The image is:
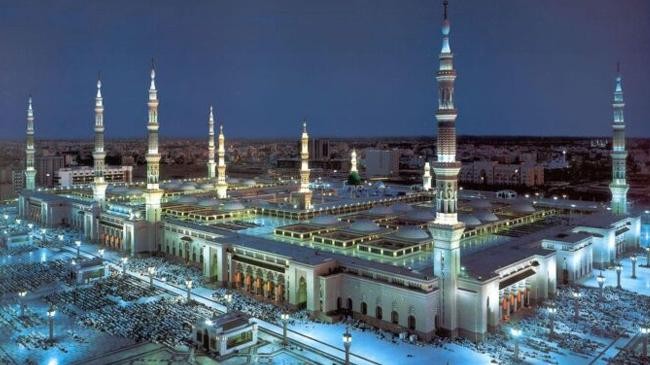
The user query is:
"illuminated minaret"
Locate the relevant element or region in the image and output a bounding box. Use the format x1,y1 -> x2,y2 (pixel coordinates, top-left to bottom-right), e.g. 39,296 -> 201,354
609,64 -> 628,215
92,75 -> 108,203
24,96 -> 36,191
144,63 -> 163,242
207,106 -> 216,180
422,162 -> 432,191
429,0 -> 464,338
216,123 -> 228,199
350,149 -> 358,173
298,121 -> 312,209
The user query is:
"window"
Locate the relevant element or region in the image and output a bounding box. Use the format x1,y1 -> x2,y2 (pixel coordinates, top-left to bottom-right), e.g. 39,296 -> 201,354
376,306 -> 383,320
391,311 -> 399,324
408,315 -> 416,330
361,302 -> 367,315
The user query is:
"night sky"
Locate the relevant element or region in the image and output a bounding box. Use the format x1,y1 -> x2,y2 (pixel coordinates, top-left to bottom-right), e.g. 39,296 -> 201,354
0,0 -> 648,139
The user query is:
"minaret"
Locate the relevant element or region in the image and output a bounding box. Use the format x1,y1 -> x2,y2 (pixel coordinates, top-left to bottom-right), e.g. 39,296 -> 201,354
609,63 -> 628,215
298,121 -> 312,209
93,75 -> 108,204
423,162 -> 432,191
24,96 -> 36,191
216,123 -> 228,199
350,149 -> 358,173
429,0 -> 464,338
144,63 -> 163,251
207,106 -> 216,180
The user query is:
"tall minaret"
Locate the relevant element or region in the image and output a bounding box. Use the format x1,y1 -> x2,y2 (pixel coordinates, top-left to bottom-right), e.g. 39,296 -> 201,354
216,123 -> 228,199
429,0 -> 464,338
609,63 -> 628,215
24,96 -> 36,191
298,121 -> 312,209
144,63 -> 163,251
207,106 -> 216,180
423,162 -> 432,191
350,149 -> 358,173
93,75 -> 108,203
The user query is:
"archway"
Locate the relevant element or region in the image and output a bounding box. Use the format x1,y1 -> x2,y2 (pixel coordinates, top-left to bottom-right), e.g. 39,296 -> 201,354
361,302 -> 367,315
297,277 -> 307,306
347,298 -> 353,313
376,306 -> 383,320
391,310 -> 399,325
408,315 -> 416,330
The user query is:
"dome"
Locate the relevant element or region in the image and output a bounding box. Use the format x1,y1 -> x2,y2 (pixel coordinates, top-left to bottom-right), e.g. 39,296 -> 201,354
243,179 -> 256,187
127,188 -> 142,195
228,178 -> 240,184
310,215 -> 339,226
390,203 -> 414,213
374,182 -> 386,190
161,182 -> 180,190
459,214 -> 482,227
349,220 -> 381,233
180,182 -> 196,191
347,171 -> 362,186
475,210 -> 498,222
198,199 -> 220,207
368,205 -> 394,216
176,196 -> 198,204
406,209 -> 436,222
111,186 -> 128,193
394,226 -> 430,240
511,203 -> 536,214
469,199 -> 492,209
221,201 -> 245,211
199,183 -> 214,190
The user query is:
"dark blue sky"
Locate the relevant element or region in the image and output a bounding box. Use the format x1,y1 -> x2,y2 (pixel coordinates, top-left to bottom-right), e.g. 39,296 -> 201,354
1,0 -> 648,139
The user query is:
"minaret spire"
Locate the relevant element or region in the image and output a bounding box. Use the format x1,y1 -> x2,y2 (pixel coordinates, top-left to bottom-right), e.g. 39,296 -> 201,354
297,120 -> 312,209
207,106 -> 216,180
350,149 -> 358,173
429,0 -> 465,339
25,95 -> 36,191
610,65 -> 628,215
216,120 -> 228,199
422,161 -> 432,191
92,74 -> 108,204
144,62 -> 163,252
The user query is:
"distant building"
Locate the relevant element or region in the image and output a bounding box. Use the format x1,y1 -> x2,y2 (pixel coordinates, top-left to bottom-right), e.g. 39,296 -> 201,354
460,161 -> 544,187
11,169 -> 25,197
36,155 -> 65,188
364,149 -> 400,177
192,312 -> 258,356
56,166 -> 133,187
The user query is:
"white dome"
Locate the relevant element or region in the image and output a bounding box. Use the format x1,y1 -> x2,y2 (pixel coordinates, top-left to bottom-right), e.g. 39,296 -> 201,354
374,182 -> 386,189
406,209 -> 436,222
176,196 -> 198,204
459,214 -> 482,227
349,220 -> 381,233
198,199 -> 220,207
310,215 -> 339,226
394,226 -> 430,240
368,205 -> 394,216
475,210 -> 498,222
469,199 -> 492,209
222,201 -> 245,211
390,203 -> 414,213
511,203 -> 536,214
180,183 -> 196,191
199,183 -> 214,190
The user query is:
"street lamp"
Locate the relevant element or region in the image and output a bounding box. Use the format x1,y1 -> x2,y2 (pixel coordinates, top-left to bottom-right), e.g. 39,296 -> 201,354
641,325 -> 650,358
98,248 -> 105,259
342,327 -> 352,365
121,257 -> 128,275
147,266 -> 156,288
511,327 -> 522,361
58,234 -> 64,242
27,223 -> 33,230
75,240 -> 81,258
596,271 -> 606,299
18,290 -> 27,317
224,293 -> 233,311
185,278 -> 193,303
572,291 -> 581,319
281,313 -> 289,346
615,264 -> 622,289
547,306 -> 557,337
631,255 -> 637,279
47,305 -> 56,342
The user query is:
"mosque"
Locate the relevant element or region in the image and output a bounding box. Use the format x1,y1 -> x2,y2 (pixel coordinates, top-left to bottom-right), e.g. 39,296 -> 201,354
17,1 -> 643,341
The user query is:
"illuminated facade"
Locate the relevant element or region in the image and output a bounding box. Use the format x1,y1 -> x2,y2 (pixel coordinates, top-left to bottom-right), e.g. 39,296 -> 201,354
207,106 -> 216,180
609,66 -> 628,215
92,76 -> 108,204
297,122 -> 312,209
144,65 -> 163,251
216,123 -> 227,199
24,96 -> 36,191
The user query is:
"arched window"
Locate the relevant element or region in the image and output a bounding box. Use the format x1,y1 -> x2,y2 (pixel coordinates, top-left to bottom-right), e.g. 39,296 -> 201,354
391,310 -> 399,325
347,298 -> 353,312
376,306 -> 383,320
408,315 -> 416,330
361,302 -> 367,315
337,297 -> 342,311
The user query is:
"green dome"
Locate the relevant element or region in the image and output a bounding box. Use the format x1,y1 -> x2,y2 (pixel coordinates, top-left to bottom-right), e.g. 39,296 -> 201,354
347,171 -> 362,186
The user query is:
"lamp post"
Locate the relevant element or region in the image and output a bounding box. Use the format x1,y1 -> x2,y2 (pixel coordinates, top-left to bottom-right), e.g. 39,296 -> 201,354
631,255 -> 637,279
547,306 -> 557,337
646,247 -> 650,268
641,325 -> 649,358
47,304 -> 56,342
75,240 -> 81,258
511,327 -> 522,361
224,293 -> 233,312
615,264 -> 622,289
121,257 -> 128,275
596,271 -> 606,299
573,291 -> 581,319
148,266 -> 155,288
18,290 -> 27,317
98,248 -> 105,260
281,313 -> 289,346
342,327 -> 352,365
185,278 -> 193,303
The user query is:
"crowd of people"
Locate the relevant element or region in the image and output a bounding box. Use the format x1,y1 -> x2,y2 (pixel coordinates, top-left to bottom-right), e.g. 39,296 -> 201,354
0,260 -> 70,296
124,257 -> 206,287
